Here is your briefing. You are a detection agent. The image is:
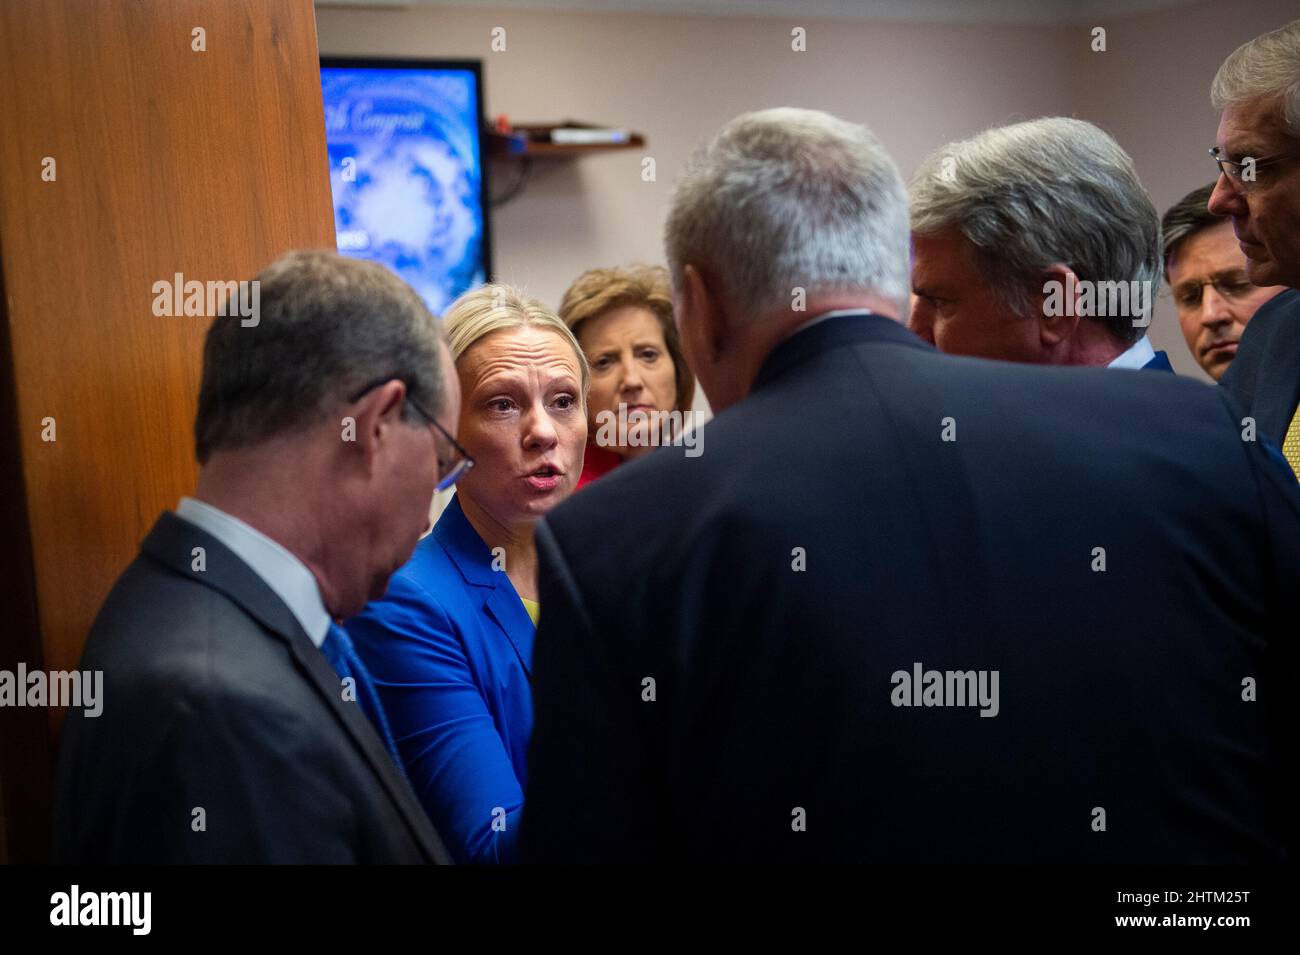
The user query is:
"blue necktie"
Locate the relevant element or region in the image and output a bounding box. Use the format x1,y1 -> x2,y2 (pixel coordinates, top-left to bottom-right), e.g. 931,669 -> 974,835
321,622 -> 406,774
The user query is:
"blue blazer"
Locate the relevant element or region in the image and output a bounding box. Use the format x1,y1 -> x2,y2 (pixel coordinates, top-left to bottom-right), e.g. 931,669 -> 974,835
346,495 -> 534,864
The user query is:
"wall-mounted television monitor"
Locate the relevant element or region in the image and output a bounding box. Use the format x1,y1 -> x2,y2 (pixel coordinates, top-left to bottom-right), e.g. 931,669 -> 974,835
320,57 -> 491,315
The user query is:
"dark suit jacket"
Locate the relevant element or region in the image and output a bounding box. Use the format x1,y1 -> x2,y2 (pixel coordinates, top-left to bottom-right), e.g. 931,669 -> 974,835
522,313 -> 1299,864
53,512 -> 452,864
1143,349 -> 1174,372
1222,287 -> 1300,449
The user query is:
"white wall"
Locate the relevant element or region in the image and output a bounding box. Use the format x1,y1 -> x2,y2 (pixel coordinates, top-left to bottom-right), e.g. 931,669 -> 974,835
316,1 -> 1297,380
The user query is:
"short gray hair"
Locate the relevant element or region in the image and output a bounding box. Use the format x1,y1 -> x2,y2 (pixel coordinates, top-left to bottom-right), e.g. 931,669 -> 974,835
195,250 -> 445,464
910,117 -> 1161,344
1212,19 -> 1300,135
1161,183 -> 1223,276
664,107 -> 910,320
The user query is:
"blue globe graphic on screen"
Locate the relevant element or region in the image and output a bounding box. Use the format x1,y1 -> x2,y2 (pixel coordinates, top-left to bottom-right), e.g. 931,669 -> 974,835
322,68 -> 487,315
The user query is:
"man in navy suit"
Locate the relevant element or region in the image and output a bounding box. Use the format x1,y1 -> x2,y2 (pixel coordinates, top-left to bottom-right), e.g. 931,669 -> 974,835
1208,19 -> 1300,476
1160,183 -> 1285,382
521,108 -> 1300,863
907,118 -> 1173,373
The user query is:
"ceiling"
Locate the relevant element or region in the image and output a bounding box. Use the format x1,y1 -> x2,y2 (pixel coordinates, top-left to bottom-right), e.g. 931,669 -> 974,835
314,0 -> 1209,26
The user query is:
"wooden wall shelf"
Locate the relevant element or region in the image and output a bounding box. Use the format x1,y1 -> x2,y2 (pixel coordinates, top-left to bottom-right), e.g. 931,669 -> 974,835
487,120 -> 646,159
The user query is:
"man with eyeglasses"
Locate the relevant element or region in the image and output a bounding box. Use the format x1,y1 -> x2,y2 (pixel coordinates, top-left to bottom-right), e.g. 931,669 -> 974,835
54,250 -> 463,863
349,373 -> 475,495
1161,183 -> 1285,381
1207,19 -> 1300,476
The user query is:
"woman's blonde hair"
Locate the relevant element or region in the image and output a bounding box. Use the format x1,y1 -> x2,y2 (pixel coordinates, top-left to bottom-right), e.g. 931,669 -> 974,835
558,264 -> 695,412
443,283 -> 590,396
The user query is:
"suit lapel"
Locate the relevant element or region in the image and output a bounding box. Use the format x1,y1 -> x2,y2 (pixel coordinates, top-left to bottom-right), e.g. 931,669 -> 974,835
434,495 -> 536,679
141,512 -> 452,863
1260,291 -> 1300,442
484,584 -> 535,679
278,622 -> 452,863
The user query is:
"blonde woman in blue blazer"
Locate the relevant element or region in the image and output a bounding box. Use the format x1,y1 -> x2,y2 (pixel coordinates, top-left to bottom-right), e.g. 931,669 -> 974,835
348,284 -> 588,864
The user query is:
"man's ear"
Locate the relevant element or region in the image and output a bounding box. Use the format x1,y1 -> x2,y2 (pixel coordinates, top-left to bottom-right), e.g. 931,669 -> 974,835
1035,263 -> 1080,349
682,263 -> 726,364
350,379 -> 407,463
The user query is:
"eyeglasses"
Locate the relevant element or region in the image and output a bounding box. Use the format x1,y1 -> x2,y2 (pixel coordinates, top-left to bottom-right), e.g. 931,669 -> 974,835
347,376 -> 474,491
1208,146 -> 1300,187
1169,271 -> 1257,308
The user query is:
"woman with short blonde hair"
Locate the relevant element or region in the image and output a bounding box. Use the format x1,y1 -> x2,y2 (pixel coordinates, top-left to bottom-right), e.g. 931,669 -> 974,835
446,284 -> 590,395
347,282 -> 588,864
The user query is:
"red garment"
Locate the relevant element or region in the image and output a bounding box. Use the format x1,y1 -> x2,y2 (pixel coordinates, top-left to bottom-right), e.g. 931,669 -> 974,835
575,442 -> 623,490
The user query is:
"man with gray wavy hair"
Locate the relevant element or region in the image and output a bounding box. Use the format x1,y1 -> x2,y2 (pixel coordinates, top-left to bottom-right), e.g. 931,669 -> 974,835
523,108 -> 1299,863
1208,18 -> 1300,477
909,117 -> 1172,371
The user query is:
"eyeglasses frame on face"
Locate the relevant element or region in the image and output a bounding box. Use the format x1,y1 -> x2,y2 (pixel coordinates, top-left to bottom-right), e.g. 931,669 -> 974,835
1208,145 -> 1300,188
1167,271 -> 1256,308
347,375 -> 474,491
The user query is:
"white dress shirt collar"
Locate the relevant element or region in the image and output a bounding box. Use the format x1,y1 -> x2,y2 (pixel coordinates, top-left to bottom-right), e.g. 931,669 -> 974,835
175,497 -> 332,647
1107,336 -> 1156,370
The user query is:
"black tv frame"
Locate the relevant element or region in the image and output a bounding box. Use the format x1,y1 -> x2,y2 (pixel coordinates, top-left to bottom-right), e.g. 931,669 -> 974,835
319,55 -> 494,291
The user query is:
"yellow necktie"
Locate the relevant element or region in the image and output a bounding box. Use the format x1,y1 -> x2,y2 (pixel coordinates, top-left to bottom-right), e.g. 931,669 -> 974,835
1282,408 -> 1300,479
